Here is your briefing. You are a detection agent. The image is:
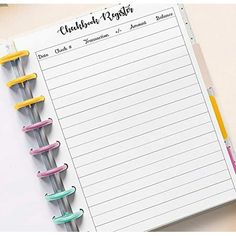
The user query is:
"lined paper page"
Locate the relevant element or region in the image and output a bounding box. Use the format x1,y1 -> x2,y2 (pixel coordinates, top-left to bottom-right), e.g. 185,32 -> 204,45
14,4 -> 236,231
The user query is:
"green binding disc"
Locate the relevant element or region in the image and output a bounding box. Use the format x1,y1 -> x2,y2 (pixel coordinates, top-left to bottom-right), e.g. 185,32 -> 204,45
45,186 -> 76,201
53,210 -> 84,224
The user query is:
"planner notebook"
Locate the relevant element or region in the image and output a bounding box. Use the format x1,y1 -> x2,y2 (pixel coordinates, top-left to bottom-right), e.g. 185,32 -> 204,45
1,3 -> 236,232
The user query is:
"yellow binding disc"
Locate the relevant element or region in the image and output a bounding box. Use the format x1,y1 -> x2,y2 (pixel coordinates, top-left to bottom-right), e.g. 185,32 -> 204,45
6,73 -> 37,88
0,50 -> 29,65
15,95 -> 45,110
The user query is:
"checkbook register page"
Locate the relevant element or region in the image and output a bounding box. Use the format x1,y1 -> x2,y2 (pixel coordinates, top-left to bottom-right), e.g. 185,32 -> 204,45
11,4 -> 236,231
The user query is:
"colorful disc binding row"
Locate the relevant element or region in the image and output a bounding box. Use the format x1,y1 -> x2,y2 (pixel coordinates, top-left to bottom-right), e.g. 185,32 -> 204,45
0,49 -> 83,229
53,210 -> 84,225
37,164 -> 68,178
45,187 -> 76,201
30,141 -> 60,156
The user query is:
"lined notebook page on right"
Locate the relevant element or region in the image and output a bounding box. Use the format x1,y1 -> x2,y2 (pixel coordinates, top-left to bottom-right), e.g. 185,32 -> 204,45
14,4 -> 236,231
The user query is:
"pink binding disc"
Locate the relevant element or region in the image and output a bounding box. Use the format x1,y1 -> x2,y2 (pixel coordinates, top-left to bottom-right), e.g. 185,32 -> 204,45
30,141 -> 60,156
37,164 -> 68,178
22,118 -> 53,132
227,146 -> 236,173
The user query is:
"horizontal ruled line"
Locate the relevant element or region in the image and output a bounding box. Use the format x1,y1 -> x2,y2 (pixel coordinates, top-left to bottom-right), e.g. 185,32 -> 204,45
68,102 -> 204,145
43,34 -> 181,72
64,81 -> 196,131
80,122 -> 210,197
88,157 -> 223,207
108,178 -> 232,230
63,82 -> 198,131
71,112 -> 209,161
73,120 -> 212,164
76,130 -> 215,169
87,158 -> 224,200
113,187 -> 233,231
53,50 -> 186,101
93,168 -> 227,217
42,25 -> 178,69
65,82 -> 198,138
58,71 -> 195,120
67,90 -> 200,141
85,152 -> 221,201
69,111 -> 208,153
83,149 -> 221,189
55,60 -> 190,110
46,44 -> 185,81
79,139 -> 217,179
50,52 -> 188,92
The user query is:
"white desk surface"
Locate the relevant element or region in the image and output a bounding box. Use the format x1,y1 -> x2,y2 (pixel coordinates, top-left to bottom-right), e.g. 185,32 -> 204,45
0,4 -> 236,231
